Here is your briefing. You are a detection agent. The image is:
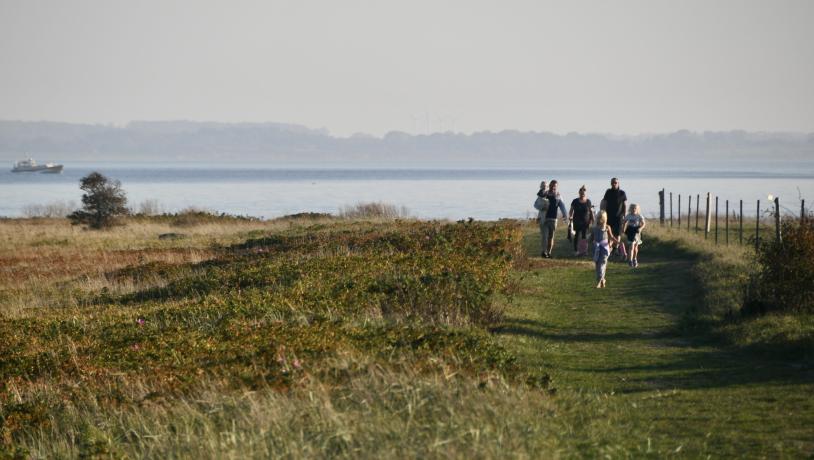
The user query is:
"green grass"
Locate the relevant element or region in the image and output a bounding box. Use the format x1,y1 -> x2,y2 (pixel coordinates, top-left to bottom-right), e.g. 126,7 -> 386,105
493,222 -> 814,457
1,217 -> 812,458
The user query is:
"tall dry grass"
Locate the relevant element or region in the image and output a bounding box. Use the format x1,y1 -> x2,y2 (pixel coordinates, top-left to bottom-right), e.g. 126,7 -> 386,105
10,357 -> 557,459
0,216 -> 326,318
339,202 -> 410,220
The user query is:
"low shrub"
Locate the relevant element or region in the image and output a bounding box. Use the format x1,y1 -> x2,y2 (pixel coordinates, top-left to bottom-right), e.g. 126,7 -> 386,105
20,201 -> 77,218
745,218 -> 814,314
135,198 -> 163,216
0,219 -> 540,451
339,202 -> 409,219
127,208 -> 261,226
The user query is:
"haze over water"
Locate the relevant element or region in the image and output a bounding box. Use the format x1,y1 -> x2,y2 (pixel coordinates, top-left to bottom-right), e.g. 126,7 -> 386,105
3,161 -> 812,220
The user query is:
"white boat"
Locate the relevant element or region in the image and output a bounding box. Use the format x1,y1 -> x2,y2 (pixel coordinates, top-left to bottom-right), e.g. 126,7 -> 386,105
11,158 -> 64,173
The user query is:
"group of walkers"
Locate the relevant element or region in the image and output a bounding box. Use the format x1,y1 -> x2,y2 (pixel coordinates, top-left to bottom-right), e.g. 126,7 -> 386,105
534,178 -> 646,288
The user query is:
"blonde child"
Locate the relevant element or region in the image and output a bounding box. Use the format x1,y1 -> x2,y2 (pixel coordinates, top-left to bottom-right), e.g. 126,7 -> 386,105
622,203 -> 646,267
590,210 -> 619,288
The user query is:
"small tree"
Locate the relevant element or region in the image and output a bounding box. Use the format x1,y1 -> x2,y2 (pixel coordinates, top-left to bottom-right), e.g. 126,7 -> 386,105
68,172 -> 129,229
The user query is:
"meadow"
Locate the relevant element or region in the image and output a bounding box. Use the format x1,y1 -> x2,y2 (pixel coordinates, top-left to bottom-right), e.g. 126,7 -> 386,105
0,213 -> 812,458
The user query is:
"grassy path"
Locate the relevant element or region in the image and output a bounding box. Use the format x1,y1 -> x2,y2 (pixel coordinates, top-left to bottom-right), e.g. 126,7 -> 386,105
495,225 -> 814,457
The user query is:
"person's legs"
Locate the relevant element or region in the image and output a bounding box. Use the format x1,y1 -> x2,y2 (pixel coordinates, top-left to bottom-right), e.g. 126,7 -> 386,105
573,228 -> 579,252
544,219 -> 557,256
595,255 -> 608,287
595,259 -> 602,286
539,219 -> 547,256
609,217 -> 622,254
573,224 -> 585,252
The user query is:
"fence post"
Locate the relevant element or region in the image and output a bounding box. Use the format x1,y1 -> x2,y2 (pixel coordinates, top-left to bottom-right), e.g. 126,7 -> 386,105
696,194 -> 700,234
659,189 -> 665,225
687,196 -> 691,232
678,194 -> 681,228
669,192 -> 673,227
739,200 -> 743,245
775,197 -> 781,243
725,200 -> 729,245
755,200 -> 760,252
705,193 -> 711,239
715,196 -> 719,245
802,199 -> 806,223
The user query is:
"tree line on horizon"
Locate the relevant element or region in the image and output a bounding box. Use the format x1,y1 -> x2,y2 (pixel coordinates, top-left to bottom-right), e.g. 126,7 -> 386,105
0,120 -> 812,162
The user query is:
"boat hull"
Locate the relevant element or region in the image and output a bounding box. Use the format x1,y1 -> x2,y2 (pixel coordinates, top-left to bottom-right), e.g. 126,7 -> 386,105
11,165 -> 63,173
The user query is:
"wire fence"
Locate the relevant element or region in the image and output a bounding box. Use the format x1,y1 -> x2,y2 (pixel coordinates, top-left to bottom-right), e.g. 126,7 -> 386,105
657,190 -> 809,251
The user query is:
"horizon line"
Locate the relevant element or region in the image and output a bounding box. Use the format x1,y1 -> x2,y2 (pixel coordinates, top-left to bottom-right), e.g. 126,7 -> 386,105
1,118 -> 813,139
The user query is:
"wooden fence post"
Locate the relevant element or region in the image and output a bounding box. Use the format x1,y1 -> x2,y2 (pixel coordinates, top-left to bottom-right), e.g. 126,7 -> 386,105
659,189 -> 665,225
678,194 -> 681,228
705,193 -> 711,239
802,199 -> 806,223
669,192 -> 673,227
755,200 -> 760,252
715,196 -> 719,245
775,197 -> 781,243
696,194 -> 700,234
687,196 -> 691,231
739,200 -> 743,245
725,200 -> 729,245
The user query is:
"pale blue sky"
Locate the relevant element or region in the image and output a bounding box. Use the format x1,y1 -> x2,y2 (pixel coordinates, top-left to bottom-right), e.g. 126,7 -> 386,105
1,0 -> 813,136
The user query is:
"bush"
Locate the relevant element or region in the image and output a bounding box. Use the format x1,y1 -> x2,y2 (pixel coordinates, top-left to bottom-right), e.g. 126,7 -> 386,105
67,172 -> 129,229
339,202 -> 410,219
136,198 -> 163,216
745,218 -> 814,314
165,208 -> 259,227
21,200 -> 77,218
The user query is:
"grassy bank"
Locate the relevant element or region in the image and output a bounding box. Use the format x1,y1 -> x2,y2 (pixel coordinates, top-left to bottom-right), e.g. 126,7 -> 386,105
1,217 -> 557,458
644,223 -> 814,360
1,216 -> 812,457
496,221 -> 813,457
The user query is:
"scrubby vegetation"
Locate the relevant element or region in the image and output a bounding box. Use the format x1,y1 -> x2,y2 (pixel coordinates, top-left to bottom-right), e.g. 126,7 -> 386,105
746,218 -> 814,314
1,216 -> 812,457
21,200 -> 77,218
339,202 -> 410,219
645,221 -> 814,360
0,218 -> 552,457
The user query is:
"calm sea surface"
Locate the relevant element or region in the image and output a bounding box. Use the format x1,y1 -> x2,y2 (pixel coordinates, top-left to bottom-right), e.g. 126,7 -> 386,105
2,162 -> 813,220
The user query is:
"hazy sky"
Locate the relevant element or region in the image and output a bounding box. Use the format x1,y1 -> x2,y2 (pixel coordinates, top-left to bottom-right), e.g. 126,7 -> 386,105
1,0 -> 813,136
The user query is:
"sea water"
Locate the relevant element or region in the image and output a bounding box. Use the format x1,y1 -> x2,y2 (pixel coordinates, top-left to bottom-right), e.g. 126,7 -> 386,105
1,162 -> 813,220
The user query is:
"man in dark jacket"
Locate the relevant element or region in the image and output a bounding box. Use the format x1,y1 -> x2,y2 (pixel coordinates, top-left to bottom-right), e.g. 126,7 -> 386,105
601,177 -> 627,256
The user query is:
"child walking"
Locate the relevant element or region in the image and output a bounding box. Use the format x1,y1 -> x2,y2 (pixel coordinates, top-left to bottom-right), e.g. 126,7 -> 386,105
590,210 -> 619,288
622,203 -> 646,267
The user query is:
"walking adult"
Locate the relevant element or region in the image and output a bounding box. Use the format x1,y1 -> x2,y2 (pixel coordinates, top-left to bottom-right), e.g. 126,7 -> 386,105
540,180 -> 568,258
533,180 -> 548,256
569,185 -> 593,256
601,177 -> 627,256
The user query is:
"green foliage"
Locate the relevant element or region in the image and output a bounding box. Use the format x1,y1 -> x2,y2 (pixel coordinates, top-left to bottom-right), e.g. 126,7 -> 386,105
116,221 -> 520,325
0,220 -> 542,451
746,218 -> 814,314
129,208 -> 260,226
67,172 -> 129,229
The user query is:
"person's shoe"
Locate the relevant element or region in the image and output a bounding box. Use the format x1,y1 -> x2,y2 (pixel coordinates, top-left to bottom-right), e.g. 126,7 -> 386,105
634,259 -> 639,268
629,259 -> 634,267
544,253 -> 552,259
600,279 -> 606,288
